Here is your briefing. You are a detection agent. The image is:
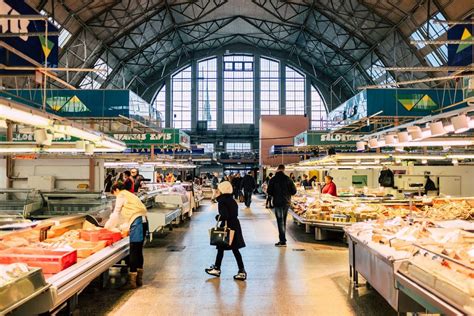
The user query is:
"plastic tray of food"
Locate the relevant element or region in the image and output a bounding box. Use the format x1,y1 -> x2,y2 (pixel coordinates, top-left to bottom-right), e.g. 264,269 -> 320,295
0,247 -> 77,274
80,229 -> 122,245
69,240 -> 107,258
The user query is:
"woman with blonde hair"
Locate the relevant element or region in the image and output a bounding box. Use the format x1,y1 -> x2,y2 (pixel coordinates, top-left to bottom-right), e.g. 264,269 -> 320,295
205,181 -> 247,280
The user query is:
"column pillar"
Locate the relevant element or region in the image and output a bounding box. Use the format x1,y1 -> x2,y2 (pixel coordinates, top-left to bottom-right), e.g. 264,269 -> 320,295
253,54 -> 261,129
279,60 -> 286,114
306,78 -> 312,129
165,77 -> 172,128
217,54 -> 224,132
191,60 -> 198,132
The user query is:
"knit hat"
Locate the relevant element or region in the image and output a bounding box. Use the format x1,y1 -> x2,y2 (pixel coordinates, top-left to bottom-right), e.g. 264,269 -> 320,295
217,181 -> 233,194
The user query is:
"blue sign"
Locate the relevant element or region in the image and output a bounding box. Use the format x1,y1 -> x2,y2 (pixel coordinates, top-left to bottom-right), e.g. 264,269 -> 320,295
448,18 -> 473,67
0,0 -> 58,74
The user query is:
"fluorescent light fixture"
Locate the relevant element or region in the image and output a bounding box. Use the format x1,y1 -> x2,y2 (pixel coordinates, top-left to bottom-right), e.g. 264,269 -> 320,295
446,154 -> 474,159
429,121 -> 447,137
368,139 -> 378,148
356,141 -> 366,151
408,126 -> 423,141
444,124 -> 455,133
422,159 -> 428,164
335,154 -> 389,160
422,127 -> 432,138
384,134 -> 397,145
393,154 -> 445,160
34,129 -> 48,145
451,115 -> 470,134
75,140 -> 87,150
0,104 -> 51,127
397,131 -> 410,143
389,139 -> 474,148
0,119 -> 7,129
64,126 -> 102,142
452,159 -> 459,165
85,143 -> 95,155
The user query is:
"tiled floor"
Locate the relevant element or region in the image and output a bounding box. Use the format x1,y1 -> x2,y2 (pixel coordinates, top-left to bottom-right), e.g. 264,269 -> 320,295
78,197 -> 396,316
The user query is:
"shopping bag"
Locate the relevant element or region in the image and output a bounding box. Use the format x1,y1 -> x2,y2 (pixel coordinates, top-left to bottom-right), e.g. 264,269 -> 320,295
209,217 -> 234,247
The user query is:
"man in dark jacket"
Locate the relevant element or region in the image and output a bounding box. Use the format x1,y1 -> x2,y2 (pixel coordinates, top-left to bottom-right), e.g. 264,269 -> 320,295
241,172 -> 256,208
267,164 -> 297,247
232,173 -> 242,199
378,166 -> 394,187
131,168 -> 145,192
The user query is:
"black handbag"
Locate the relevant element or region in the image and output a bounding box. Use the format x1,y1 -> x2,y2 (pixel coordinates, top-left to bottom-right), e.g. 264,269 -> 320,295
209,217 -> 235,247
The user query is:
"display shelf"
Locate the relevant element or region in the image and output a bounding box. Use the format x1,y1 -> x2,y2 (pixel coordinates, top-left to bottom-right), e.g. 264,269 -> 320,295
0,267 -> 50,315
346,232 -> 424,312
147,207 -> 181,234
0,189 -> 43,218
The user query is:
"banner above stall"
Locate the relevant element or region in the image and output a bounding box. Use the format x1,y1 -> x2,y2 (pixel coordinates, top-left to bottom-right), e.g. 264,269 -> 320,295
328,89 -> 465,133
112,129 -> 191,149
448,18 -> 473,66
294,131 -> 362,147
0,0 -> 59,74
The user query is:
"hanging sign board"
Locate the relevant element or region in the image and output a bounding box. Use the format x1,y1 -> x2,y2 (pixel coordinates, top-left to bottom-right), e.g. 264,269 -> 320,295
294,131 -> 361,147
112,129 -> 191,149
448,19 -> 473,67
0,0 -> 59,74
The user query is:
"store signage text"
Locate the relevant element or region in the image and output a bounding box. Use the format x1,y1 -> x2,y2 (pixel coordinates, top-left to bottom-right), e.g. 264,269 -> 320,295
320,134 -> 361,142
0,1 -> 30,41
113,133 -> 172,141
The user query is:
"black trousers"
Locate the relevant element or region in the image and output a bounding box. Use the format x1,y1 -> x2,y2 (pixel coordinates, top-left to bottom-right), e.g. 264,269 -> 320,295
265,195 -> 273,208
215,248 -> 245,271
128,221 -> 148,273
243,190 -> 252,207
129,242 -> 144,272
274,206 -> 288,243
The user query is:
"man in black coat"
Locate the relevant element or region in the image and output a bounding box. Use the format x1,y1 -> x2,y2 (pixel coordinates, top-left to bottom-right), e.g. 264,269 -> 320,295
267,164 -> 297,247
231,173 -> 242,199
378,166 -> 394,188
240,172 -> 256,208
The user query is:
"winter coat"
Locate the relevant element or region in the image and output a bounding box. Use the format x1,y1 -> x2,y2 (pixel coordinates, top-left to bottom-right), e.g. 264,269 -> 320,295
379,169 -> 394,187
241,175 -> 256,192
231,177 -> 242,190
267,171 -> 297,208
216,193 -> 246,250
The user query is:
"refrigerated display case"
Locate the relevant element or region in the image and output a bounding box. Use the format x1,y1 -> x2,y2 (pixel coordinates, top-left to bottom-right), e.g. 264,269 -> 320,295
0,189 -> 43,219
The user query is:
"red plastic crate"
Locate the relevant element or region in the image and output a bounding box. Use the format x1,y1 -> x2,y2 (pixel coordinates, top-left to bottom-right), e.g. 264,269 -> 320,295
80,229 -> 122,245
0,247 -> 77,274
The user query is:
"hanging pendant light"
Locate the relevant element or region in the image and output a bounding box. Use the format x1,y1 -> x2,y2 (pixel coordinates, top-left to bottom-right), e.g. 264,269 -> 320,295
408,126 -> 423,141
451,115 -> 470,134
429,121 -> 447,137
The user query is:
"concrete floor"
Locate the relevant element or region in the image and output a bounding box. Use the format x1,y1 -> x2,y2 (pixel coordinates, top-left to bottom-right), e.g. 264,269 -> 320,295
78,197 -> 396,316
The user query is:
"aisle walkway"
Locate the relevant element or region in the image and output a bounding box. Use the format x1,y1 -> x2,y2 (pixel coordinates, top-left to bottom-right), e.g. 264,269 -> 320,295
79,197 -> 395,316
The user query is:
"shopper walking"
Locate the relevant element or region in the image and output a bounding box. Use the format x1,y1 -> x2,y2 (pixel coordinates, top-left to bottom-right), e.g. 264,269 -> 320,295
263,173 -> 274,208
205,181 -> 247,280
322,175 -> 338,197
105,182 -> 148,289
241,171 -> 256,208
301,174 -> 310,188
211,172 -> 219,203
267,165 -> 297,247
231,173 -> 242,200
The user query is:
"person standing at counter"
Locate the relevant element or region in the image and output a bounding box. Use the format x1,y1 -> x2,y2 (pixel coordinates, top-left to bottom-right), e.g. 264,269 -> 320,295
123,170 -> 135,193
105,182 -> 148,290
131,168 -> 145,192
321,175 -> 337,197
267,164 -> 297,247
378,166 -> 394,188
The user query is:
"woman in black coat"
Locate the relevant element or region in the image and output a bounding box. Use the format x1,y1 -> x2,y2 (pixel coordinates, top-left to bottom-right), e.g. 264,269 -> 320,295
205,181 -> 247,280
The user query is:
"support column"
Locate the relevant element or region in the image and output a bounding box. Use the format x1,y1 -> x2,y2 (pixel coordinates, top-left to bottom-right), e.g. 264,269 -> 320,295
306,78 -> 312,129
6,122 -> 13,189
165,77 -> 172,128
253,54 -> 261,129
279,60 -> 286,115
89,159 -> 95,192
191,60 -> 198,132
217,54 -> 224,132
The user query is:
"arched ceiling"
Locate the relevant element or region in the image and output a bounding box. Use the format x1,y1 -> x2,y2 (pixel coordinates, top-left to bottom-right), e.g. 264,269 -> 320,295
31,0 -> 470,109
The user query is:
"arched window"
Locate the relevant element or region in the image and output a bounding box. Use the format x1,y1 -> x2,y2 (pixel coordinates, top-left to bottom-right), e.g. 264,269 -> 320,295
153,85 -> 166,126
172,66 -> 192,129
260,58 -> 279,115
198,58 -> 217,130
285,66 -> 305,115
311,86 -> 327,130
223,55 -> 254,124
